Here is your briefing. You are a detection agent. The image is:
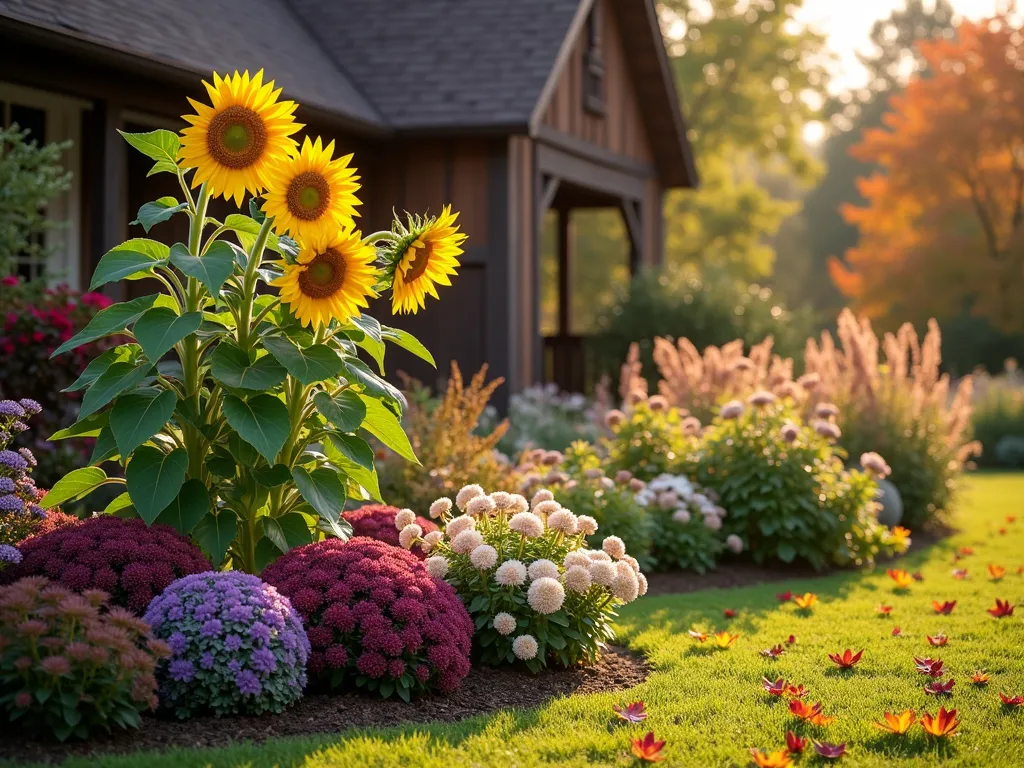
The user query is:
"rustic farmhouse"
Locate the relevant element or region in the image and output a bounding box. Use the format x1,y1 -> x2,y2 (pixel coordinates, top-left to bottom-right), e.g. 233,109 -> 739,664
0,0 -> 696,399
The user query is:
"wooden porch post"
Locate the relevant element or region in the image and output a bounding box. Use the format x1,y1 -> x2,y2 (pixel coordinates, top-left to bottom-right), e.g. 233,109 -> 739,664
96,99 -> 127,298
557,205 -> 570,336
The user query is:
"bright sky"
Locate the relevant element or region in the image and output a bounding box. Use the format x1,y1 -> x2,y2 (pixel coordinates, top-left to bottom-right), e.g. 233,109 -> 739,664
797,0 -> 1004,141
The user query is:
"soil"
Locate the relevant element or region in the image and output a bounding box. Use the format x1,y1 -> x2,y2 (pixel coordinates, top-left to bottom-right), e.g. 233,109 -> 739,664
1,646 -> 650,764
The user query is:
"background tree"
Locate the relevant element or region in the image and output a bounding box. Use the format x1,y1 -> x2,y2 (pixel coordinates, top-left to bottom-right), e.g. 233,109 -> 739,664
831,12 -> 1024,333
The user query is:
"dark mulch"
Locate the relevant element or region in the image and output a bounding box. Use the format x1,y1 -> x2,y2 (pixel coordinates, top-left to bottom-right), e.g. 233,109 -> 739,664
2,646 -> 650,764
647,524 -> 955,596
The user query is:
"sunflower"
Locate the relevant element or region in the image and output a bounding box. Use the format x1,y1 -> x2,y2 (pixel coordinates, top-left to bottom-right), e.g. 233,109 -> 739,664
262,136 -> 361,242
180,69 -> 301,206
388,206 -> 467,315
273,230 -> 378,328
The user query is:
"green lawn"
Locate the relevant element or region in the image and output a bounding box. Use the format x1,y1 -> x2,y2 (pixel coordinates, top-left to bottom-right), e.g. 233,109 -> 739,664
12,474 -> 1024,767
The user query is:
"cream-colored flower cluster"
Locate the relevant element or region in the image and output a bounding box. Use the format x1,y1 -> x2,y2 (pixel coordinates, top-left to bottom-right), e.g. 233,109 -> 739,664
394,484 -> 647,665
635,473 -> 738,547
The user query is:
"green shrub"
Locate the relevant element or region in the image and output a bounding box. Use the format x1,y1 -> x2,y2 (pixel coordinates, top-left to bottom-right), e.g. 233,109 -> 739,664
492,384 -> 599,456
634,474 -> 729,573
601,400 -> 697,482
971,367 -> 1024,468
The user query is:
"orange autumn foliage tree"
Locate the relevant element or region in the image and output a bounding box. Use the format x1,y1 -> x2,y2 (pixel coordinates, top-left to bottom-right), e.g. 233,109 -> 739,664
831,11 -> 1024,330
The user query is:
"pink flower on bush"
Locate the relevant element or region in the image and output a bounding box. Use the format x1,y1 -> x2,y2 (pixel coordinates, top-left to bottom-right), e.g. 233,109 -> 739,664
262,537 -> 472,698
342,505 -> 438,559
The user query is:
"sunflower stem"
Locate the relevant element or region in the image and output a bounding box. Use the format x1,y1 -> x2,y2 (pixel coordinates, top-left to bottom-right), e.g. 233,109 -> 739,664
237,214 -> 275,352
181,182 -> 211,482
362,230 -> 398,244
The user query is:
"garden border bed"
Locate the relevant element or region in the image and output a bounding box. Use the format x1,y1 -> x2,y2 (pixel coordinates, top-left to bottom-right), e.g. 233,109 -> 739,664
1,646 -> 650,764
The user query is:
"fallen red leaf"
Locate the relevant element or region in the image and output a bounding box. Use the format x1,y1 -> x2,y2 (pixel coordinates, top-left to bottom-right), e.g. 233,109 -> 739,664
760,644 -> 784,659
785,730 -> 806,753
924,679 -> 955,695
724,608 -> 737,619
786,634 -> 797,645
988,598 -> 1015,618
813,741 -> 847,759
998,692 -> 1024,707
788,699 -> 821,720
932,600 -> 956,615
762,677 -> 787,696
915,656 -> 945,677
891,626 -> 904,637
630,731 -> 666,762
951,568 -> 968,580
926,633 -> 949,647
971,670 -> 990,685
1008,515 -> 1017,523
784,683 -> 808,699
920,706 -> 959,737
998,528 -> 1007,535
876,604 -> 893,615
613,701 -> 647,723
776,591 -> 793,603
828,648 -> 864,668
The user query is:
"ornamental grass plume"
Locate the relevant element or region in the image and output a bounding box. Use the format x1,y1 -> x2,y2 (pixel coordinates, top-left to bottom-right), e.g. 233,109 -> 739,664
262,537 -> 471,700
409,485 -> 646,671
0,577 -> 169,740
342,504 -> 437,560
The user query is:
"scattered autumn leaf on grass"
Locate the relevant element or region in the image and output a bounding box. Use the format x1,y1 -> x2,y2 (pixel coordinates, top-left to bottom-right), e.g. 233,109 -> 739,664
927,633 -> 949,647
688,629 -> 708,643
828,649 -> 864,668
951,568 -> 968,580
714,631 -> 739,648
1008,516 -> 1017,523
786,635 -> 796,645
813,741 -> 847,759
763,677 -> 787,696
912,571 -> 924,582
959,547 -> 974,556
630,731 -> 666,762
749,748 -> 793,768
988,598 -> 1015,618
873,709 -> 916,735
892,626 -> 905,637
876,604 -> 893,615
924,679 -> 955,696
760,644 -> 784,659
971,671 -> 990,685
920,707 -> 960,737
932,600 -> 956,615
613,702 -> 648,723
998,528 -> 1007,536
785,731 -> 806,753
777,591 -> 793,603
793,593 -> 818,610
724,608 -> 738,619
887,569 -> 913,588
989,564 -> 1006,581
785,683 -> 809,699
998,692 -> 1024,707
789,700 -> 834,725
914,657 -> 945,677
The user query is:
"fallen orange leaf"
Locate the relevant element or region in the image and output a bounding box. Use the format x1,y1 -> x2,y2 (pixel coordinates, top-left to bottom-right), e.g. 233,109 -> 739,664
951,568 -> 968,580
887,569 -> 913,588
784,683 -> 808,699
630,731 -> 666,762
750,748 -> 793,768
926,633 -> 948,647
920,706 -> 960,737
876,604 -> 893,615
713,631 -> 739,648
828,648 -> 864,668
688,629 -> 708,642
971,670 -> 990,685
959,547 -> 974,556
873,709 -> 916,735
988,564 -> 1006,581
794,592 -> 818,609
932,600 -> 956,615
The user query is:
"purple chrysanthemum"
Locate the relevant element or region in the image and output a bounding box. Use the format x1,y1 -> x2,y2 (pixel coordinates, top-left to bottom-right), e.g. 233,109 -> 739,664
235,670 -> 262,696
199,652 -> 215,670
168,658 -> 195,682
224,634 -> 242,651
200,619 -> 223,638
0,400 -> 24,418
250,647 -> 277,674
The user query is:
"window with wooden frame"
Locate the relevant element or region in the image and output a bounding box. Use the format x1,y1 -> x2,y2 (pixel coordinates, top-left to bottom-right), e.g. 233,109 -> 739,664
583,5 -> 605,115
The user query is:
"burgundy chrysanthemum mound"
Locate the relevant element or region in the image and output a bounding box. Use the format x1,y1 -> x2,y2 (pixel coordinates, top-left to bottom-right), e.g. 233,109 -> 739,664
342,505 -> 438,559
5,517 -> 211,614
262,536 -> 472,699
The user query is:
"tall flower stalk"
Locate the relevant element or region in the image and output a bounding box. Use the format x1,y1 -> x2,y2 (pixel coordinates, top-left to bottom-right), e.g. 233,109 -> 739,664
39,69 -> 465,573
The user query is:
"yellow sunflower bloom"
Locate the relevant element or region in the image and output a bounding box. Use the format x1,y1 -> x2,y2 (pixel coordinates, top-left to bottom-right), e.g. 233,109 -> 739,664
273,230 -> 378,329
262,136 -> 361,242
390,206 -> 467,315
180,69 -> 301,206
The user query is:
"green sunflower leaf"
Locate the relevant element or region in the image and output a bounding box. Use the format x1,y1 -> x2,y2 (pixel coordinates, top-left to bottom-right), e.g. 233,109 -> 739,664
357,393 -> 418,464
51,295 -> 161,357
169,242 -> 238,297
134,307 -> 202,363
222,394 -> 289,464
211,343 -> 287,391
125,446 -> 188,524
109,387 -> 177,457
263,336 -> 344,386
90,240 -> 170,289
39,467 -> 110,509
79,361 -> 153,419
131,197 -> 188,233
313,390 -> 366,433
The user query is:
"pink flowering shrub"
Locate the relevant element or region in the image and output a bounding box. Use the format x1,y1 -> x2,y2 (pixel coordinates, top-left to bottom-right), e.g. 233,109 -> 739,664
0,279 -> 118,488
0,576 -> 169,741
262,537 -> 472,700
4,517 -> 210,614
342,504 -> 438,559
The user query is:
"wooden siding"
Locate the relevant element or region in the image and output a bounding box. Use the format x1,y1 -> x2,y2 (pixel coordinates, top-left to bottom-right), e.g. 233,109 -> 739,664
540,0 -> 654,167
508,135 -> 536,389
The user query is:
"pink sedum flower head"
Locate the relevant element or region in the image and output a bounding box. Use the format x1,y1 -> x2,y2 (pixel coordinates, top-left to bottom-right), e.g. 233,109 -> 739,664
814,420 -> 842,440
451,528 -> 484,554
602,536 -> 626,560
672,508 -> 692,524
469,544 -> 498,570
577,515 -> 599,536
531,489 -> 555,508
564,565 -> 592,593
564,551 -> 591,569
647,394 -> 669,411
533,499 -> 562,516
859,452 -> 891,478
466,495 -> 496,517
446,514 -> 476,540
489,491 -> 513,510
507,494 -> 529,513
589,560 -> 617,587
748,390 -> 777,407
509,512 -> 545,538
527,559 -> 560,581
682,416 -> 702,435
455,484 -> 484,511
527,577 -> 565,614
429,497 -> 453,519
512,634 -> 538,660
637,572 -> 649,596
704,515 -> 723,531
604,409 -> 626,428
394,508 -> 416,530
612,562 -> 640,602
815,402 -> 840,419
495,559 -> 528,586
547,509 -> 578,534
720,400 -> 744,419
493,612 -> 517,635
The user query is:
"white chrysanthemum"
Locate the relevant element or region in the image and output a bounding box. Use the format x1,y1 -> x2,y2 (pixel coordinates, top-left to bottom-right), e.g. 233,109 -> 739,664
512,634 -> 538,660
466,495 -> 496,517
621,554 -> 641,574
587,550 -> 612,562
577,515 -> 598,536
672,508 -> 692,524
691,493 -> 709,507
492,560 -> 525,587
398,523 -> 422,549
703,514 -> 723,531
637,572 -> 649,597
564,551 -> 590,569
446,514 -> 476,539
531,489 -> 554,508
657,491 -> 678,510
547,509 -> 578,535
527,576 -> 565,614
720,400 -> 744,419
612,563 -> 640,603
456,484 -> 485,511
508,494 -> 529,514
509,512 -> 545,538
429,497 -> 453,519
452,528 -> 484,554
533,499 -> 561,516
726,534 -> 744,554
604,409 -> 626,428
602,536 -> 626,560
493,612 -> 517,636
419,530 -> 443,553
489,491 -> 512,510
470,544 -> 498,570
589,559 -> 617,586
425,555 -> 449,578
563,565 -> 592,593
394,508 -> 416,530
527,559 -> 560,581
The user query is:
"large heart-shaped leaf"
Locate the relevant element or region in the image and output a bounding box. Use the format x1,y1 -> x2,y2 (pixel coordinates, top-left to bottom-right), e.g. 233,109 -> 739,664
382,326 -> 436,368
133,307 -> 201,363
327,432 -> 374,470
90,239 -> 170,289
291,466 -> 346,524
211,343 -> 287,390
222,394 -> 289,464
313,390 -> 366,433
64,346 -> 134,393
343,357 -> 405,407
154,479 -> 210,535
80,362 -> 153,419
39,467 -> 109,509
262,513 -> 313,554
132,197 -> 188,233
49,411 -> 108,441
117,129 -> 180,175
90,426 -> 120,465
264,336 -> 344,385
169,241 -> 238,297
52,295 -> 161,357
193,513 -> 237,566
125,446 -> 188,523
109,388 -> 177,456
358,394 -> 418,463
251,464 -> 293,487
102,492 -> 134,517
